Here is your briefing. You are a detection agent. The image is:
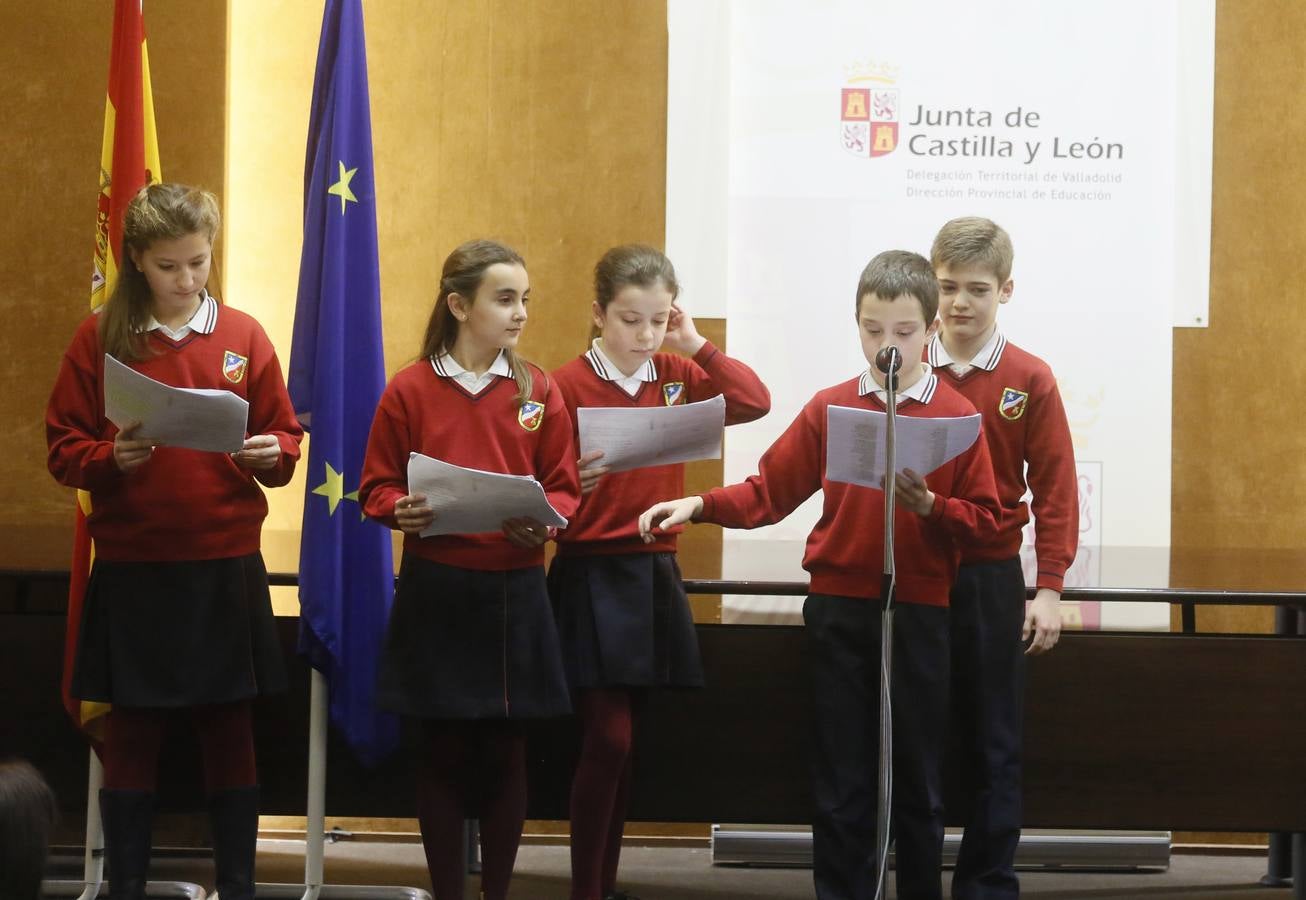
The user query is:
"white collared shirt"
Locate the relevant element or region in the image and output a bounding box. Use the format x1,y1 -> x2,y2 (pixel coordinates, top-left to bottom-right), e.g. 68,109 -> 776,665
858,364 -> 939,407
431,349 -> 512,395
585,339 -> 657,397
927,329 -> 1007,377
140,291 -> 219,340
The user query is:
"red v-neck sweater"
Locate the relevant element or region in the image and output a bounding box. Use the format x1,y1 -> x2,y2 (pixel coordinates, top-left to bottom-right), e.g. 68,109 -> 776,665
552,340 -> 771,555
46,310 -> 303,561
359,359 -> 581,571
695,375 -> 1001,606
933,340 -> 1078,591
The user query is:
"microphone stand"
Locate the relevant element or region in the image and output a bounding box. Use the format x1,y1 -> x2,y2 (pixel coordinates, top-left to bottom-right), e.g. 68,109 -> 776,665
873,348 -> 900,899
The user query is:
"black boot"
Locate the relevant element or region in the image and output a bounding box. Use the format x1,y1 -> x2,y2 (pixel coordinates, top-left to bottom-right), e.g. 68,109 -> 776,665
208,785 -> 260,900
100,789 -> 154,900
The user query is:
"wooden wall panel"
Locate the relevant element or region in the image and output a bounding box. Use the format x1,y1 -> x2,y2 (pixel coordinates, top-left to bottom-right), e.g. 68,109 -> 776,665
1170,0 -> 1306,631
0,2 -> 227,542
0,5 -> 105,535
365,0 -> 668,377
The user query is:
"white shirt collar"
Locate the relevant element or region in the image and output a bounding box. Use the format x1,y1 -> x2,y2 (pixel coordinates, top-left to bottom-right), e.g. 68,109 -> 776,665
927,329 -> 1006,372
431,349 -> 512,395
585,339 -> 658,393
140,291 -> 218,338
858,364 -> 939,406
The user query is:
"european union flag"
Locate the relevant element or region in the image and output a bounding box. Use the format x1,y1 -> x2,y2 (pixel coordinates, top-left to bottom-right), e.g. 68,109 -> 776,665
288,0 -> 396,767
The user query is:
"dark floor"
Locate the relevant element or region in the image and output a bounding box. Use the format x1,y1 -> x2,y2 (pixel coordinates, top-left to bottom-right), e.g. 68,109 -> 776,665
48,839 -> 1295,900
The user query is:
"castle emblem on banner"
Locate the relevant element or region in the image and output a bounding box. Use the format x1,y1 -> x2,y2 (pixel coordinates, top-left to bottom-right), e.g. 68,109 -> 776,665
840,59 -> 900,159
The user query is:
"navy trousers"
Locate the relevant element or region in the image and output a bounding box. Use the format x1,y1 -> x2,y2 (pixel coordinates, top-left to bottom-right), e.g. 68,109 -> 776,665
804,593 -> 950,900
948,558 -> 1027,899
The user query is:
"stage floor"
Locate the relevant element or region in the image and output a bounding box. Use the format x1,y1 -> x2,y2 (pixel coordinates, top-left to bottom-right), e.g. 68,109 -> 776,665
52,838 -> 1291,900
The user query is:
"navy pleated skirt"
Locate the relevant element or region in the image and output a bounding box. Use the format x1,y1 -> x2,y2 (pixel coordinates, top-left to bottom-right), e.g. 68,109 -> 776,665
71,553 -> 286,707
375,554 -> 572,719
548,551 -> 704,689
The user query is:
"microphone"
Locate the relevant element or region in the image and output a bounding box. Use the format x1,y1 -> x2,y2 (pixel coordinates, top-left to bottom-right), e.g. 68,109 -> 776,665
874,346 -> 902,374
875,346 -> 901,388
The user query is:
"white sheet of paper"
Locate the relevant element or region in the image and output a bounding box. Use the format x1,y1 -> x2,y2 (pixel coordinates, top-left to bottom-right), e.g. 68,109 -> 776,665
577,394 -> 726,473
825,405 -> 981,489
407,452 -> 569,538
103,354 -> 249,453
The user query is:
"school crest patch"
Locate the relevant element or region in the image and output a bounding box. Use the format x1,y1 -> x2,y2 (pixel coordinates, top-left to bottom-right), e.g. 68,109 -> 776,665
222,350 -> 249,384
518,400 -> 545,432
662,382 -> 685,406
999,387 -> 1029,421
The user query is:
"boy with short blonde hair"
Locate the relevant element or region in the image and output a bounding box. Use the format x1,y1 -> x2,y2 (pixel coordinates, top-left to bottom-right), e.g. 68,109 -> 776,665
641,250 -> 1001,900
928,216 -> 1078,899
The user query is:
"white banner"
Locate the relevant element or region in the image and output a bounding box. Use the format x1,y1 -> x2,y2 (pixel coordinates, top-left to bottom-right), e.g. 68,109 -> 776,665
667,1 -> 1214,628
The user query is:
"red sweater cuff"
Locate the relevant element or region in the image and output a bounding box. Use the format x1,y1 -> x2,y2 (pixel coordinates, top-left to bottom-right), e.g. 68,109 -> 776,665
926,492 -> 946,521
695,492 -> 715,522
1035,571 -> 1066,592
691,340 -> 720,366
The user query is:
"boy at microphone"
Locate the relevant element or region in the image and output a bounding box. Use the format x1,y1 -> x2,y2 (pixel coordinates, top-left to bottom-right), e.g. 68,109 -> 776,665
639,250 -> 1000,900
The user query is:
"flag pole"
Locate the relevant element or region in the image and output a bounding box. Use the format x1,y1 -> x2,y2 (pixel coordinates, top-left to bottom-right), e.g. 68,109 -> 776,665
286,2 -> 419,897
302,670 -> 328,900
75,751 -> 105,900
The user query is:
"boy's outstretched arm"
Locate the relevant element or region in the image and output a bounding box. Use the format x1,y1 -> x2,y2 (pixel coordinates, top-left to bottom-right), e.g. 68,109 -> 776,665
638,397 -> 824,539
639,496 -> 705,542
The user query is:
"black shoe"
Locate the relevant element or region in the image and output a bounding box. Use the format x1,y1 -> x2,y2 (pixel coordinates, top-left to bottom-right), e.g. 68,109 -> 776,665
100,789 -> 154,900
208,785 -> 260,900
604,893 -> 642,900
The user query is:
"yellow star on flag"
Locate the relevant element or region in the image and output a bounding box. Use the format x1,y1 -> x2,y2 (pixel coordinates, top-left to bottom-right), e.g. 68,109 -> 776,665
312,462 -> 345,514
312,461 -> 361,515
327,161 -> 359,215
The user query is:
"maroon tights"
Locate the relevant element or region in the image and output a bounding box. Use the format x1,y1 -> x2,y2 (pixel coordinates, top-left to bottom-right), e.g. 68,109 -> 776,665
417,719 -> 527,900
569,689 -> 640,900
101,700 -> 257,792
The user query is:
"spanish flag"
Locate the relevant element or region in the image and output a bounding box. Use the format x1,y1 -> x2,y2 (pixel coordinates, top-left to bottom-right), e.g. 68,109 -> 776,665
65,0 -> 162,736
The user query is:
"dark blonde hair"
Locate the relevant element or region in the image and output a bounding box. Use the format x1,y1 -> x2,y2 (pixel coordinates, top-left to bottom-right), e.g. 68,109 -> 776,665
98,183 -> 221,362
930,216 -> 1014,283
590,244 -> 680,341
856,250 -> 939,323
420,239 -> 534,406
0,759 -> 58,900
